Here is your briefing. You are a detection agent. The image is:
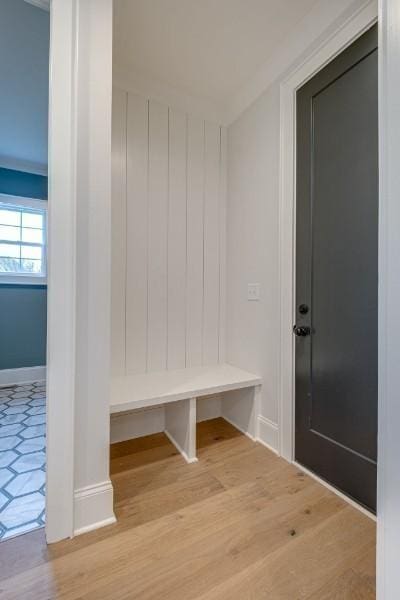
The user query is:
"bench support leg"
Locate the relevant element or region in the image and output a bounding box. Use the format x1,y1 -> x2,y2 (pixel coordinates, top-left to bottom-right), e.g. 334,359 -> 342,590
165,397 -> 198,463
253,384 -> 262,439
221,384 -> 261,440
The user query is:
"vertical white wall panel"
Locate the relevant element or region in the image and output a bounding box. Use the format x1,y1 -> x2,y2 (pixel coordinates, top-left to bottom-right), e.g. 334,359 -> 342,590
112,89 -> 225,376
219,127 -> 227,363
203,121 -> 221,364
167,109 -> 187,369
186,116 -> 205,367
111,88 -> 127,375
126,94 -> 148,374
147,100 -> 169,371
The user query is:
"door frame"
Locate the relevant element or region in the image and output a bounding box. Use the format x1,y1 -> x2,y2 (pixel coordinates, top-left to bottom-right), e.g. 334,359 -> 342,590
278,0 -> 381,584
45,0 -> 77,542
278,0 -> 378,462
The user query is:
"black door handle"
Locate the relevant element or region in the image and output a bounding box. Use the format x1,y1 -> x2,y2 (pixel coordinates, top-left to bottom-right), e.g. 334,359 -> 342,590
293,325 -> 311,337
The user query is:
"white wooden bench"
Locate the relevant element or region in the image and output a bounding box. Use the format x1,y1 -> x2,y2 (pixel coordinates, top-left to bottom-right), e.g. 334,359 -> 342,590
110,363 -> 262,463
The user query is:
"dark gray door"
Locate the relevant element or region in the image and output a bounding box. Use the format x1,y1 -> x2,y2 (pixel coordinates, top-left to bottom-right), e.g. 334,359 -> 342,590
295,25 -> 378,512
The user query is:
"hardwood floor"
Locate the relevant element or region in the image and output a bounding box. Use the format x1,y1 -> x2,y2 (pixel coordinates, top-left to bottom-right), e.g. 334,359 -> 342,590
0,418 -> 376,599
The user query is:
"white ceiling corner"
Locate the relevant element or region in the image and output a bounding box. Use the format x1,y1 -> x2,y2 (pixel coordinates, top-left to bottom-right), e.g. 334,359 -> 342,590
225,0 -> 378,123
113,0 -> 374,125
113,0 -> 321,124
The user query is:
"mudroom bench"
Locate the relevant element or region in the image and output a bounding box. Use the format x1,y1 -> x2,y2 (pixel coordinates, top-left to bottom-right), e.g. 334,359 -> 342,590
110,363 -> 262,462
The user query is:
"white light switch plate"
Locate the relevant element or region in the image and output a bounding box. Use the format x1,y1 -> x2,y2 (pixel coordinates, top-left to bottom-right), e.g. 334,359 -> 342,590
247,283 -> 260,301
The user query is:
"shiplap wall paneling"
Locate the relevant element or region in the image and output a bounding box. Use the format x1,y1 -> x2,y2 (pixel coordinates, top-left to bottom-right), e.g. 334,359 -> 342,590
147,100 -> 169,372
126,94 -> 149,374
219,127 -> 227,363
111,88 -> 127,375
203,121 -> 221,365
186,116 -> 205,367
167,109 -> 187,370
113,88 -> 226,376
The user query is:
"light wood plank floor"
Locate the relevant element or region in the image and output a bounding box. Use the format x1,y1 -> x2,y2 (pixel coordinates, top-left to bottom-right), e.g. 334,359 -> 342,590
0,418 -> 376,599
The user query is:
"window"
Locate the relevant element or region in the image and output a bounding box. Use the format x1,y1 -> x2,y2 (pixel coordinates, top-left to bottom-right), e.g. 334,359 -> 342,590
0,195 -> 47,284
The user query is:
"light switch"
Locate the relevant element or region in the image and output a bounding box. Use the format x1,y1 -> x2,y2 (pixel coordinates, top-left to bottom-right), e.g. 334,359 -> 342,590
247,283 -> 260,301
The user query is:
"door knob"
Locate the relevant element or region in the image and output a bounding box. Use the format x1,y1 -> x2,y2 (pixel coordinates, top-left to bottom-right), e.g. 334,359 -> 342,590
293,325 -> 311,337
298,304 -> 309,315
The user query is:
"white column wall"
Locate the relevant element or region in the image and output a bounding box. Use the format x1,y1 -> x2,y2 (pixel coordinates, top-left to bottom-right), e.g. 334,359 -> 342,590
377,0 -> 400,597
73,0 -> 115,534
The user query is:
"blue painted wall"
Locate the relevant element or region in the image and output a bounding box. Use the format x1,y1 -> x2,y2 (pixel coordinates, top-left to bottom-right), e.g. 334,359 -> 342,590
0,0 -> 49,371
0,285 -> 47,370
0,0 -> 49,170
0,169 -> 47,370
0,168 -> 47,200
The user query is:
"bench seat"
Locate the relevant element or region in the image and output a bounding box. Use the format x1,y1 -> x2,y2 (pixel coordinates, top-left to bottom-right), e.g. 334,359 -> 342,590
110,363 -> 262,413
110,363 -> 262,463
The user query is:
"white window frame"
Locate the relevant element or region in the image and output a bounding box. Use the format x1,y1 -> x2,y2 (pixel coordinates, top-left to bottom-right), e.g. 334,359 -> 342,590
0,193 -> 48,285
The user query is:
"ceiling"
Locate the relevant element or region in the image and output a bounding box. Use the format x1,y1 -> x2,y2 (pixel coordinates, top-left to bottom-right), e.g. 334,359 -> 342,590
113,0 -> 320,112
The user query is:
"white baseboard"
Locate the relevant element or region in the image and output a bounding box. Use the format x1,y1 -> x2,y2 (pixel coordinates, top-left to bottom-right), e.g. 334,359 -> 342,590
0,366 -> 46,387
257,416 -> 279,455
73,480 -> 116,536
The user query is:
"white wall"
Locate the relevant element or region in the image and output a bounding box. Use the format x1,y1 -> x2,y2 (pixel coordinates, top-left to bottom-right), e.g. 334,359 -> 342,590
73,0 -> 114,535
110,0 -> 376,453
111,88 -> 226,377
225,0 -> 377,452
47,0 -> 114,542
226,84 -> 281,446
377,0 -> 400,597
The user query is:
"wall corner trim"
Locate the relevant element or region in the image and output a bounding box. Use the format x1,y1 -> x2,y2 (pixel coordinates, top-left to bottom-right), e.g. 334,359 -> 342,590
73,480 -> 116,536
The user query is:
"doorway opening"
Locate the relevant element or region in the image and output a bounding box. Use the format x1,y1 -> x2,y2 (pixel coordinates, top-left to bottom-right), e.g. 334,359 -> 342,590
0,0 -> 49,541
294,24 -> 378,512
279,10 -> 378,520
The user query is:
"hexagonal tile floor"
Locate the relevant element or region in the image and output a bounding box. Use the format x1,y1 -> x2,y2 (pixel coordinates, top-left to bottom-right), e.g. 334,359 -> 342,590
0,381 -> 45,541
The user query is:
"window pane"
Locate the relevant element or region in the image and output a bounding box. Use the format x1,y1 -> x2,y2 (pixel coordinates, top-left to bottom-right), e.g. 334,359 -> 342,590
0,257 -> 21,273
0,225 -> 20,242
0,209 -> 20,227
0,243 -> 20,258
21,259 -> 42,274
22,228 -> 42,244
0,203 -> 46,279
21,245 -> 42,260
22,212 -> 43,229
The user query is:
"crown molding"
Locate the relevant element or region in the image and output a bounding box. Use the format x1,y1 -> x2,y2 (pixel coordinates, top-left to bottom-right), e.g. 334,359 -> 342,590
24,0 -> 50,11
